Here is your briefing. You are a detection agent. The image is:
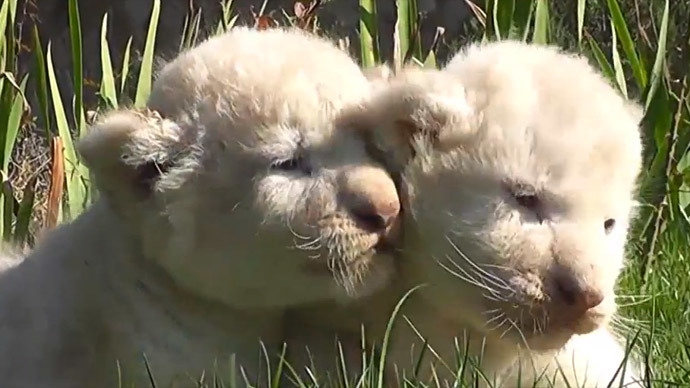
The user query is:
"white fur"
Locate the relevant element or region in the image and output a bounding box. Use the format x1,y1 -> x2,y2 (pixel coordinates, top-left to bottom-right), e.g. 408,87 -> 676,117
0,27 -> 400,387
345,41 -> 645,387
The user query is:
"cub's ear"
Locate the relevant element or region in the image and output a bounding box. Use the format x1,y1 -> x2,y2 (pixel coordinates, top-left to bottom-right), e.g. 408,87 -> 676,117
78,108 -> 192,201
343,68 -> 478,172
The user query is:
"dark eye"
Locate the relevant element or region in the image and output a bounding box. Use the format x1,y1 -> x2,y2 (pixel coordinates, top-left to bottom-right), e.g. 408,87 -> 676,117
514,193 -> 539,209
604,218 -> 616,234
509,183 -> 540,210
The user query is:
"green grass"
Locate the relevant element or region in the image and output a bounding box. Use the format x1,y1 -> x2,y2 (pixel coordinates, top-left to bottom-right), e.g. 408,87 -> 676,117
0,0 -> 688,386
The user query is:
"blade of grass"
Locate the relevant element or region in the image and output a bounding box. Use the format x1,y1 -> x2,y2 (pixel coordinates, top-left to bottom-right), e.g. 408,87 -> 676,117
336,340 -> 351,388
423,27 -> 444,69
605,0 -> 647,90
393,0 -> 411,70
179,6 -> 203,52
0,74 -> 25,174
32,25 -> 51,135
68,0 -> 85,134
1,174 -> 14,241
587,34 -> 617,84
120,36 -> 133,95
2,74 -> 27,172
644,0 -> 669,110
0,1 -> 10,49
99,13 -> 118,109
0,172 -> 5,239
47,43 -> 86,220
7,0 -> 16,23
179,11 -> 191,52
142,353 -> 159,388
377,284 -> 425,388
610,19 -> 629,98
408,0 -> 423,62
217,0 -> 237,34
270,343 -> 288,388
134,0 -> 161,108
508,0 -> 533,41
359,0 -> 380,68
532,0 -> 550,44
493,0 -> 515,41
98,15 -> 118,107
577,0 -> 586,48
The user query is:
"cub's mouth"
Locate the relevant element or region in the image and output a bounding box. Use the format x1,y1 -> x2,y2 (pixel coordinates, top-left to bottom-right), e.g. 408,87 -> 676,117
298,216 -> 401,297
481,296 -> 611,352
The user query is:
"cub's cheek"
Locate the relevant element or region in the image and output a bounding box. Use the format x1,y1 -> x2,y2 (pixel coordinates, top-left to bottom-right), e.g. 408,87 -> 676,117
254,176 -> 313,220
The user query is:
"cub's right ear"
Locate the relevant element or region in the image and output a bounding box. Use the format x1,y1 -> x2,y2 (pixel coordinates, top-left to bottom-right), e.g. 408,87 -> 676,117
78,108 -> 190,201
344,68 -> 479,173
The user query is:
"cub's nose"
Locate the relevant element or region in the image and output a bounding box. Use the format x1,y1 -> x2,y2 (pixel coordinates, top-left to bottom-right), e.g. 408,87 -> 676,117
552,272 -> 604,316
339,165 -> 400,232
350,200 -> 399,231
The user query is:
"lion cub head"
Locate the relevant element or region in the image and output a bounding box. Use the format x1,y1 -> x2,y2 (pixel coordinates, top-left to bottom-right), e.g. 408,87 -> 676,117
77,28 -> 400,309
352,41 -> 643,351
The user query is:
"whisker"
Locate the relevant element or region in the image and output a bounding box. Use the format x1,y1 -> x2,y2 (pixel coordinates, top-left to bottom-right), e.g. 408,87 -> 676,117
481,263 -> 521,276
482,308 -> 502,316
485,313 -> 507,331
295,237 -> 321,250
436,257 -> 506,301
482,293 -> 504,303
490,316 -> 510,333
286,217 -> 311,241
499,320 -> 513,339
440,252 -> 506,300
445,236 -> 512,291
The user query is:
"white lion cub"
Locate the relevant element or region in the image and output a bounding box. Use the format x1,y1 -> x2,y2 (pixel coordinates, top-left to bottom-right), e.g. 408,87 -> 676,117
0,28 -> 400,387
348,41 -> 644,386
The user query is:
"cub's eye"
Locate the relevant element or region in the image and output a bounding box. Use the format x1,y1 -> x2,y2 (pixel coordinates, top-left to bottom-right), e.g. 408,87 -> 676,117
270,156 -> 311,174
271,158 -> 300,171
604,218 -> 616,234
509,183 -> 540,210
514,193 -> 539,209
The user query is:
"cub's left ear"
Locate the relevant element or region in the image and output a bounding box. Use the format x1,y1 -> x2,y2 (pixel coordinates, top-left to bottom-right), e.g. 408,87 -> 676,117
78,108 -> 195,201
342,67 -> 478,172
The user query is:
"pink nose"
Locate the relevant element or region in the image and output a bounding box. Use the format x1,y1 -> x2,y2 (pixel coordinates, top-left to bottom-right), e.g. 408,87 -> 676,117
553,274 -> 604,316
350,200 -> 399,232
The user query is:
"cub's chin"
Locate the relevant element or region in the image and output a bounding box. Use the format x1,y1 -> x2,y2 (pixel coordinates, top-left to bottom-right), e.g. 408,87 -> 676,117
509,311 -> 613,352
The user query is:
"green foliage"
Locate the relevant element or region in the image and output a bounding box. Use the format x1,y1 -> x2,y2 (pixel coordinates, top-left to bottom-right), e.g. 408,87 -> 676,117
0,0 -> 29,242
99,14 -> 118,109
134,0 -> 161,108
359,0 -> 380,68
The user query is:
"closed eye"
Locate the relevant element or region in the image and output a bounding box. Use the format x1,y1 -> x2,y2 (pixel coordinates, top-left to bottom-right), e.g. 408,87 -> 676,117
270,155 -> 312,175
504,180 -> 543,222
509,183 -> 540,210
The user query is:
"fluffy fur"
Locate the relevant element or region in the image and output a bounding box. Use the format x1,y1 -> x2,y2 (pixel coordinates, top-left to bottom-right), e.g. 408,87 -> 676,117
343,41 -> 645,386
0,27 -> 401,387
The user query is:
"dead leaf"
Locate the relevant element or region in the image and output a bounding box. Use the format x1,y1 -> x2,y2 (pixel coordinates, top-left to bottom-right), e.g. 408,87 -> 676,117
45,137 -> 64,229
255,15 -> 276,30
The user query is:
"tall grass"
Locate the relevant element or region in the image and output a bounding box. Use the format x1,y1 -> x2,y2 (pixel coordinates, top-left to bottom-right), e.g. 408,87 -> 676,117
0,0 -> 687,386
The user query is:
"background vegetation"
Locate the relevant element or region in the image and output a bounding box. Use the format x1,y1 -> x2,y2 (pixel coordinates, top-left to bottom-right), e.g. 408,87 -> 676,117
0,0 -> 688,386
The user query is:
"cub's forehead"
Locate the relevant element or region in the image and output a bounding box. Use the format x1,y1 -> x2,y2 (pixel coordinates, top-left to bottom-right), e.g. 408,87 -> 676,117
443,41 -> 642,196
147,28 -> 370,144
